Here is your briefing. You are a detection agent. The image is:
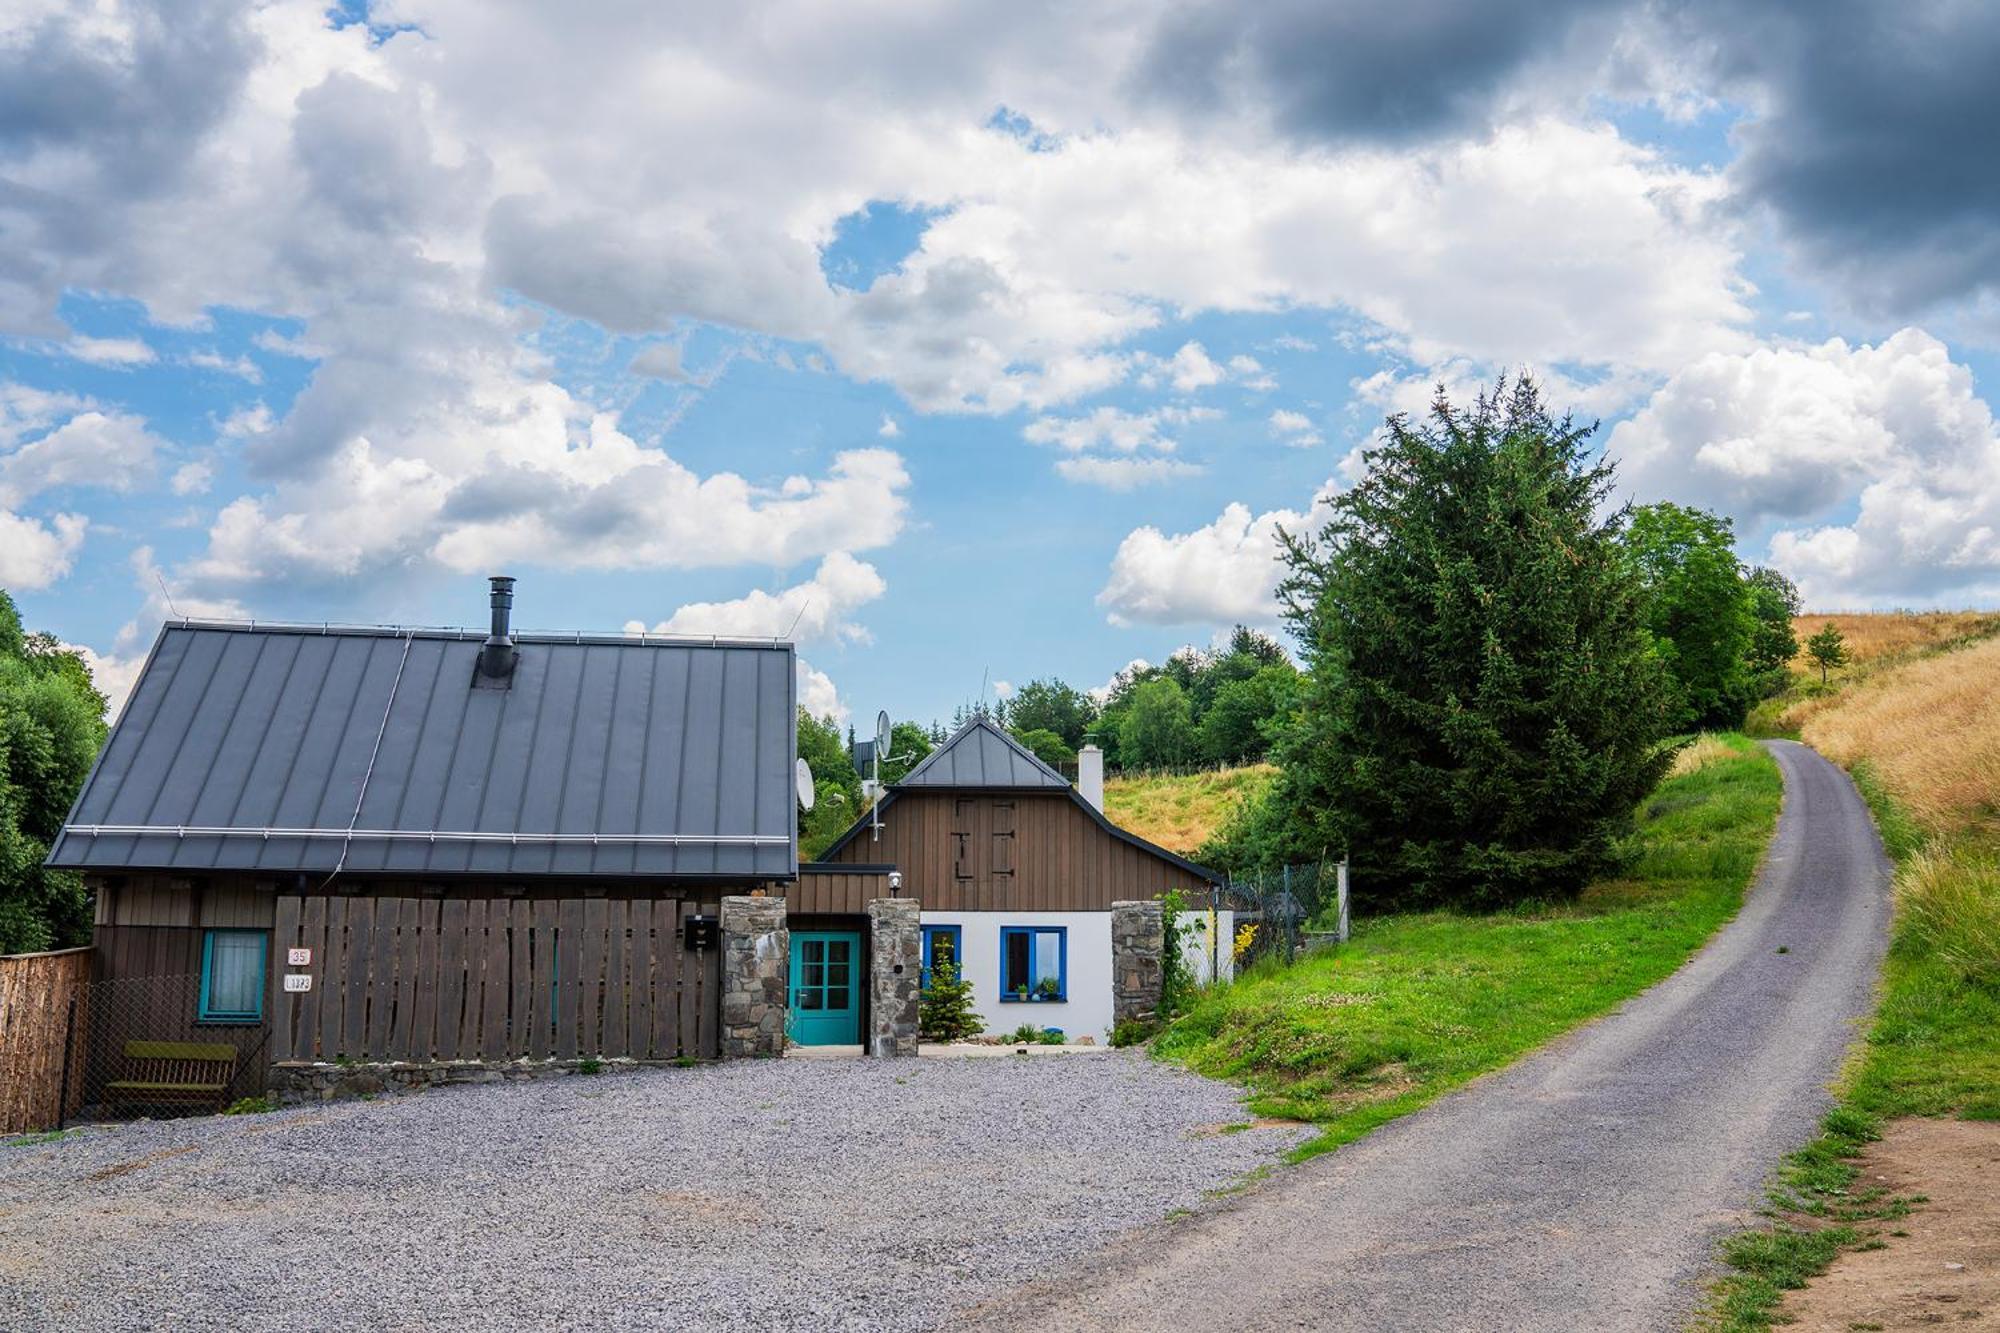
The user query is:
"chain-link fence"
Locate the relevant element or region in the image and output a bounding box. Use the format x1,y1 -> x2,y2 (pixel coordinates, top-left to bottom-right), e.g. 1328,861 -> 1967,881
1220,859 -> 1349,968
50,974 -> 272,1126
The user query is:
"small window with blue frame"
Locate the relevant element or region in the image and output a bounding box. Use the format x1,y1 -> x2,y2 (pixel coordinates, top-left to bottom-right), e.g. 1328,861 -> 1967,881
1000,925 -> 1066,1002
199,928 -> 268,1024
921,924 -> 962,989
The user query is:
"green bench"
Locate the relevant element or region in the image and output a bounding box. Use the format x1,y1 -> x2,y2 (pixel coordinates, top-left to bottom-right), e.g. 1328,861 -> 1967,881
104,1040 -> 237,1113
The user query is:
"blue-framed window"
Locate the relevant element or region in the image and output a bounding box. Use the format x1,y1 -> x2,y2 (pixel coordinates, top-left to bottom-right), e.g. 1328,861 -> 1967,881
999,925 -> 1066,1002
199,929 -> 268,1024
921,924 -> 963,989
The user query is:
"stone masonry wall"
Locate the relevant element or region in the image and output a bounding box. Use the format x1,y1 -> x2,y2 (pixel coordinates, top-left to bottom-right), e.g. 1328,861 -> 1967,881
866,896 -> 921,1057
720,895 -> 789,1057
1111,899 -> 1164,1027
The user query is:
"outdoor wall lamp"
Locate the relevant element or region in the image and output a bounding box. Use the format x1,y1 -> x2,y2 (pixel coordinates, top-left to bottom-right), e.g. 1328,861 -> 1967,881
889,870 -> 903,896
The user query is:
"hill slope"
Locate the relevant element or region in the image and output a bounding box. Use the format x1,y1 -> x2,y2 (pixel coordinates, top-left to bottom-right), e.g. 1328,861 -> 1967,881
1102,764 -> 1276,856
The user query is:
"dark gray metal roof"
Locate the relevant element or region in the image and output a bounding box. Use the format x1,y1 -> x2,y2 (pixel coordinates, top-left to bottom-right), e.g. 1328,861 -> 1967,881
47,620 -> 797,880
893,716 -> 1072,790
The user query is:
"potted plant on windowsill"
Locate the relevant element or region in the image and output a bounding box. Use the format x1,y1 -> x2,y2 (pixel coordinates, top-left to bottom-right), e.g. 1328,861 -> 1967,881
1037,977 -> 1062,1002
1014,983 -> 1030,1003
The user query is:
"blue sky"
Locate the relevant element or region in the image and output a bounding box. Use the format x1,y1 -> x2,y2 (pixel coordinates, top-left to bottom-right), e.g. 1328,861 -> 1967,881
4,2 -> 1999,724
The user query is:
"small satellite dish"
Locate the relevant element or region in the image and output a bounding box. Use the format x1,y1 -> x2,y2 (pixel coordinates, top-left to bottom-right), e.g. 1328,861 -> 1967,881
875,709 -> 892,755
795,756 -> 816,811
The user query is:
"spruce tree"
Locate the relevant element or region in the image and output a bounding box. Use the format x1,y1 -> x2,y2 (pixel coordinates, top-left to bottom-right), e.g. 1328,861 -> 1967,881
1273,378 -> 1674,910
918,958 -> 983,1043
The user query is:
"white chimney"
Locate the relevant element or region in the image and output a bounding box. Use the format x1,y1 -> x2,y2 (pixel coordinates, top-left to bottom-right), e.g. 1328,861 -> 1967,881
1077,744 -> 1104,812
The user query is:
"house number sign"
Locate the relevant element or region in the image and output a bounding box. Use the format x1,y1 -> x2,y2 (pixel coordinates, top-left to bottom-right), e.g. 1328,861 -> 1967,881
284,974 -> 313,992
288,947 -> 312,966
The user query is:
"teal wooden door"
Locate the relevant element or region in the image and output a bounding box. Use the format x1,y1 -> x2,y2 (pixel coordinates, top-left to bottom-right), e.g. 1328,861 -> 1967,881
789,932 -> 862,1045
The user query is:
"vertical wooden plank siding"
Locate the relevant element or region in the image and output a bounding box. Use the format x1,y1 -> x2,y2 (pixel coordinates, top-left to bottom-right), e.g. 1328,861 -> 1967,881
654,899 -> 680,1058
458,899 -> 488,1058
342,897 -> 375,1059
509,902 -> 534,1057
630,899 -> 656,1058
696,916 -> 719,1058
677,900 -> 700,1057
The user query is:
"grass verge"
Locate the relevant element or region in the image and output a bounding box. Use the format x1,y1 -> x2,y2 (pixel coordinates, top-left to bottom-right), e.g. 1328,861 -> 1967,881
1154,732 -> 1782,1162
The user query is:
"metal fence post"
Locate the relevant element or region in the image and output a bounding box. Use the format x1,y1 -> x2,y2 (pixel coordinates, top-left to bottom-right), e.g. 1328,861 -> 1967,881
1336,857 -> 1351,944
56,995 -> 77,1131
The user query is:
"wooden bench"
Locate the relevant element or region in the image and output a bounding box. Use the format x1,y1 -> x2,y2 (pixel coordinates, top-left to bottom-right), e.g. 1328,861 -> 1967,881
104,1040 -> 237,1113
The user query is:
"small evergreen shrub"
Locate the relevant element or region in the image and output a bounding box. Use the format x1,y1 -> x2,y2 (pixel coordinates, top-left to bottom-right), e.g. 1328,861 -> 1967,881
918,959 -> 985,1042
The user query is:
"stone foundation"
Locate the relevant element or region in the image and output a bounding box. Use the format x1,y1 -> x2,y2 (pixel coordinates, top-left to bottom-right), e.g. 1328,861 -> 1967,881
1110,900 -> 1164,1026
866,896 -> 920,1057
720,895 -> 789,1057
268,1056 -> 659,1104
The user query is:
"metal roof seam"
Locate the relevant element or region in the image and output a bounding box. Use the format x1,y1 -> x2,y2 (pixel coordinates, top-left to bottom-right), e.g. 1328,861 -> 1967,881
331,630 -> 416,878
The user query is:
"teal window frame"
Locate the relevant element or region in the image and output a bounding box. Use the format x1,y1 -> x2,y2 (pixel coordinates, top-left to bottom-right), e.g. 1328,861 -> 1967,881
198,928 -> 268,1024
999,925 -> 1067,1002
921,924 -> 962,989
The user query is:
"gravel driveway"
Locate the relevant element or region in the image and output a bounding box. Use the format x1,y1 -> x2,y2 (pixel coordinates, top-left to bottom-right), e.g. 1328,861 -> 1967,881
0,1051 -> 1305,1331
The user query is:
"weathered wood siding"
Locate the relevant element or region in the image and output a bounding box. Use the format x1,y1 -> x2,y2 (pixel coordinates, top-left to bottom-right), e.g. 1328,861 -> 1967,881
819,792 -> 1212,910
0,948 -> 92,1133
268,893 -> 721,1063
787,867 -> 893,915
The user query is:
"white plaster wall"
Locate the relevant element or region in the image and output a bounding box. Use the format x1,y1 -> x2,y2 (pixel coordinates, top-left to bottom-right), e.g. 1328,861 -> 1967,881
920,910 -> 1115,1041
1178,909 -> 1236,985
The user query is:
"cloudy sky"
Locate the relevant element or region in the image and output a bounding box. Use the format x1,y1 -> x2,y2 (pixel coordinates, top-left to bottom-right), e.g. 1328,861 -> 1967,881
5,1 -> 1999,723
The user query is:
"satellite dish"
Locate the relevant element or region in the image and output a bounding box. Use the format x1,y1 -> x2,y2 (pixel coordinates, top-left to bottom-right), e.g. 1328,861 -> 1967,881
875,709 -> 892,755
795,756 -> 816,811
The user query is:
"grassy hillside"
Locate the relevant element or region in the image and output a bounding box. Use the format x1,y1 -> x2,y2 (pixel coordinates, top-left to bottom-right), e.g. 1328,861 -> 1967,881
1103,763 -> 1277,855
1791,610 -> 2000,669
1709,617 -> 2000,1330
1154,734 -> 1781,1160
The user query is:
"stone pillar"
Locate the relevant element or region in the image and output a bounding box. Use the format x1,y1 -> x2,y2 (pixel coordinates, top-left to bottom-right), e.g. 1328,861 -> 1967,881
720,895 -> 788,1058
866,896 -> 921,1057
1111,900 -> 1164,1026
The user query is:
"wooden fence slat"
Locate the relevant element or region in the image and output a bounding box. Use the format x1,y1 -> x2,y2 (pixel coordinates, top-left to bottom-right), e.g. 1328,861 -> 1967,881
580,898 -> 608,1056
318,896 -> 348,1062
529,900 -> 556,1060
390,899 -> 421,1062
436,898 -> 469,1062
631,899 -> 656,1059
556,899 -> 582,1060
480,900 -> 511,1061
298,896 -> 327,1062
271,896 -> 302,1063
342,897 -> 375,1059
0,949 -> 92,1134
602,899 -> 629,1058
697,910 -> 720,1059
458,899 -> 487,1058
664,896 -> 688,1056
510,900 -> 533,1059
365,898 -> 398,1059
410,898 -> 441,1061
677,900 -> 699,1059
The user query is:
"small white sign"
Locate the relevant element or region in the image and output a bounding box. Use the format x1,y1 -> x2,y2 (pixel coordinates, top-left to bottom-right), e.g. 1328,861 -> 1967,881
283,973 -> 313,993
287,947 -> 312,966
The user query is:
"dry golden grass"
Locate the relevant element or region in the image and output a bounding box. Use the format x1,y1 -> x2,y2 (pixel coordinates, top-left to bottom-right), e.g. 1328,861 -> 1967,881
1791,611 -> 2000,671
1896,846 -> 2000,987
1670,733 -> 1738,778
1103,763 -> 1278,854
1799,632 -> 2000,834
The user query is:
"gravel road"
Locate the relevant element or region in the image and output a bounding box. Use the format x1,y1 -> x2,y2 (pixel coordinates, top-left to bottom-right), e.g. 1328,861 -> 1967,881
964,740 -> 1894,1332
0,1052 -> 1305,1331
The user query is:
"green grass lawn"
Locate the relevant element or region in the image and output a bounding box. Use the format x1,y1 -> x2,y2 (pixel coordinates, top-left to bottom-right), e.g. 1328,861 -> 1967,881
1154,733 -> 1783,1161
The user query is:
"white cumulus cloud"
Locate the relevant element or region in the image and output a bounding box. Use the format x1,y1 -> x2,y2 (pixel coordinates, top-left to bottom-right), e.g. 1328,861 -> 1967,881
1098,498 -> 1322,626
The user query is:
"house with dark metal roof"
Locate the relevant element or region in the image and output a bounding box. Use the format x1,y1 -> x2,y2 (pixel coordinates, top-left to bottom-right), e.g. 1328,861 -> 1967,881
49,577 -> 799,1103
799,716 -> 1225,1042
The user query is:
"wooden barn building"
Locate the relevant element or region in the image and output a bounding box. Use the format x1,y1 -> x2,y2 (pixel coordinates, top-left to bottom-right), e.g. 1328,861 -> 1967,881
45,578 -> 798,1103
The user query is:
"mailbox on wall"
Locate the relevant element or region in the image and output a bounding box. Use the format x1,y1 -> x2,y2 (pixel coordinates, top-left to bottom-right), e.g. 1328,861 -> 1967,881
683,915 -> 718,950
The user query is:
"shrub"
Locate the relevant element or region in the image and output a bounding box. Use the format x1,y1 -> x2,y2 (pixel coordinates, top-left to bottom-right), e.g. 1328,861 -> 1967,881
1159,888 -> 1198,1016
576,1057 -> 603,1076
919,959 -> 985,1043
1109,1017 -> 1158,1048
222,1095 -> 276,1115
